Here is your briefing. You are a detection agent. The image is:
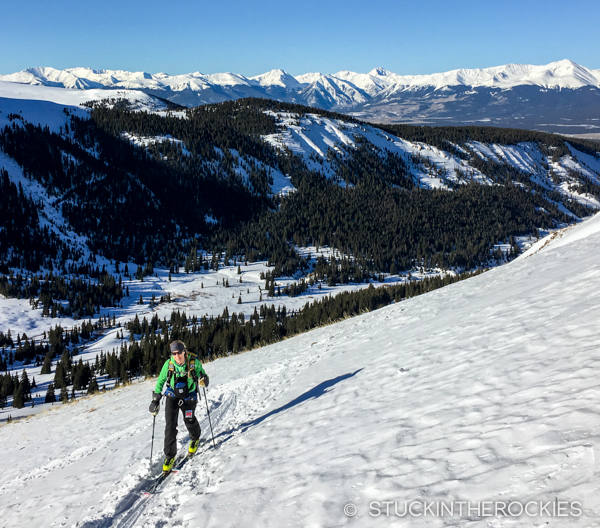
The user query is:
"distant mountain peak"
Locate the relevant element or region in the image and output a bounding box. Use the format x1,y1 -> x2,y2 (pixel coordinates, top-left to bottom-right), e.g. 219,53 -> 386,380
369,67 -> 392,77
250,69 -> 301,89
3,60 -> 596,94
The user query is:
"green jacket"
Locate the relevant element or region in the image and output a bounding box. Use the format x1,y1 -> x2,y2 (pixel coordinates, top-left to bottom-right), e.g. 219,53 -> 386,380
154,355 -> 207,394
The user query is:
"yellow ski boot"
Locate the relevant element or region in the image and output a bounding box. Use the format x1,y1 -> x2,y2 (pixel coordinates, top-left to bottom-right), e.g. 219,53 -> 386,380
189,439 -> 200,455
163,456 -> 176,473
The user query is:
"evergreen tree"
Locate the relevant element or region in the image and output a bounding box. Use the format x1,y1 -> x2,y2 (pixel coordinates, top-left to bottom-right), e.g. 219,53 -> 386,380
60,385 -> 69,404
19,370 -> 32,402
45,383 -> 56,403
54,362 -> 66,389
87,376 -> 100,395
12,383 -> 25,409
1,374 -> 13,400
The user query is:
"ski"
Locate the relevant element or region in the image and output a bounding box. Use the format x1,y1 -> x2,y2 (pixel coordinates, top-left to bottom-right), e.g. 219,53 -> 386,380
143,453 -> 187,495
142,443 -> 204,495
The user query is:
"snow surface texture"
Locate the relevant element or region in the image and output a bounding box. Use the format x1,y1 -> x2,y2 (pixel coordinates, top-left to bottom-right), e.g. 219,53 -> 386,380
2,213 -> 600,527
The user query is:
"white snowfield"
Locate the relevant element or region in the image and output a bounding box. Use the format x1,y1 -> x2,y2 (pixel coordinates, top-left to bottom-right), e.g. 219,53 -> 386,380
2,214 -> 600,527
0,81 -> 168,113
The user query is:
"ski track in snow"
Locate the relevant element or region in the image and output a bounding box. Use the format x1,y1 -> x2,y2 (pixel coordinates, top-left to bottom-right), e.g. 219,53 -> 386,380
19,351 -> 323,528
126,352 -> 323,528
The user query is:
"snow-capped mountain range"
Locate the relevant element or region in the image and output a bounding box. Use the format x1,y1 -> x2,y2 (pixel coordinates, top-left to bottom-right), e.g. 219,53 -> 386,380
2,59 -> 599,94
2,60 -> 600,134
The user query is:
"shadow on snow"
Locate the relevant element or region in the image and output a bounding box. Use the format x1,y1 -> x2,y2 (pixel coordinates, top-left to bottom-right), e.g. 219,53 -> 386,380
216,369 -> 363,444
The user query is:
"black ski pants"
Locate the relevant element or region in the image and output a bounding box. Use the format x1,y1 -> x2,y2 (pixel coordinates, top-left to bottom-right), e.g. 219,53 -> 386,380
164,395 -> 201,458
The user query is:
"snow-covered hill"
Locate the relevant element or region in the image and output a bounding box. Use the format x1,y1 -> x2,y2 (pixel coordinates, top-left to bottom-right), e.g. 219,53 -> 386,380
2,207 -> 600,527
2,60 -> 600,133
263,111 -> 600,207
0,80 -> 169,113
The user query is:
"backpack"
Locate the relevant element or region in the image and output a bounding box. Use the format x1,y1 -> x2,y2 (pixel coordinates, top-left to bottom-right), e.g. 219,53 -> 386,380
166,352 -> 199,399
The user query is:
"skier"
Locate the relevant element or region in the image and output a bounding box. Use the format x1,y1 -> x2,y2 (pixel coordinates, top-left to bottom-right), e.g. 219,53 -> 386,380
149,340 -> 210,472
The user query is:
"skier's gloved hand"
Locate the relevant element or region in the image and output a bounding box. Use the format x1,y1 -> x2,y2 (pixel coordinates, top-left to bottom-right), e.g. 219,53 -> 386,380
149,391 -> 162,416
198,374 -> 209,388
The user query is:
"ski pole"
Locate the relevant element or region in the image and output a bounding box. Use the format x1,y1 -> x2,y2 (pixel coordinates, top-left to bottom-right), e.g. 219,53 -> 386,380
203,386 -> 216,448
149,414 -> 156,467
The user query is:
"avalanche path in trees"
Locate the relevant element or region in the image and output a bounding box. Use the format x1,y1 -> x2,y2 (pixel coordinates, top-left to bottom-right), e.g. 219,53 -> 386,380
263,111 -> 600,205
1,213 -> 600,526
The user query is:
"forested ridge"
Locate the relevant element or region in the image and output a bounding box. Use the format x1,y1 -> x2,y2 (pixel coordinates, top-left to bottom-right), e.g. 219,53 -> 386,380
223,180 -> 559,274
376,123 -> 600,160
1,98 -> 599,316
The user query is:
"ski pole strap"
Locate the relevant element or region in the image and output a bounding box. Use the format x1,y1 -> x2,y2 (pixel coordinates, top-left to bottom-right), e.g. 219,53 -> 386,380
166,361 -> 175,386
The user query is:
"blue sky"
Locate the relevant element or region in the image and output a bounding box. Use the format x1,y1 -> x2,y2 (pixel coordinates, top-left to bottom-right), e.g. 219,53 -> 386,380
2,0 -> 599,76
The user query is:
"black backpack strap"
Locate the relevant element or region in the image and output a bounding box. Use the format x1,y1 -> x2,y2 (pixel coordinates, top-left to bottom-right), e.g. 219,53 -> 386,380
166,360 -> 175,387
187,353 -> 199,386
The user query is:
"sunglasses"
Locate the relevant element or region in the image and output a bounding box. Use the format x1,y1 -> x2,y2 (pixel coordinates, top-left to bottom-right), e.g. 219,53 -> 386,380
172,350 -> 185,356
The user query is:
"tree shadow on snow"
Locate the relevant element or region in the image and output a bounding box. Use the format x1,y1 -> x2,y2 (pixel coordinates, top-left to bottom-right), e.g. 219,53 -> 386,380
216,369 -> 363,444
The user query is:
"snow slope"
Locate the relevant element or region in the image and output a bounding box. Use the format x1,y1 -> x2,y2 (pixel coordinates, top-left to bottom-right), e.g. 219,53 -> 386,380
0,80 -> 168,114
263,111 -> 489,189
2,212 -> 600,527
